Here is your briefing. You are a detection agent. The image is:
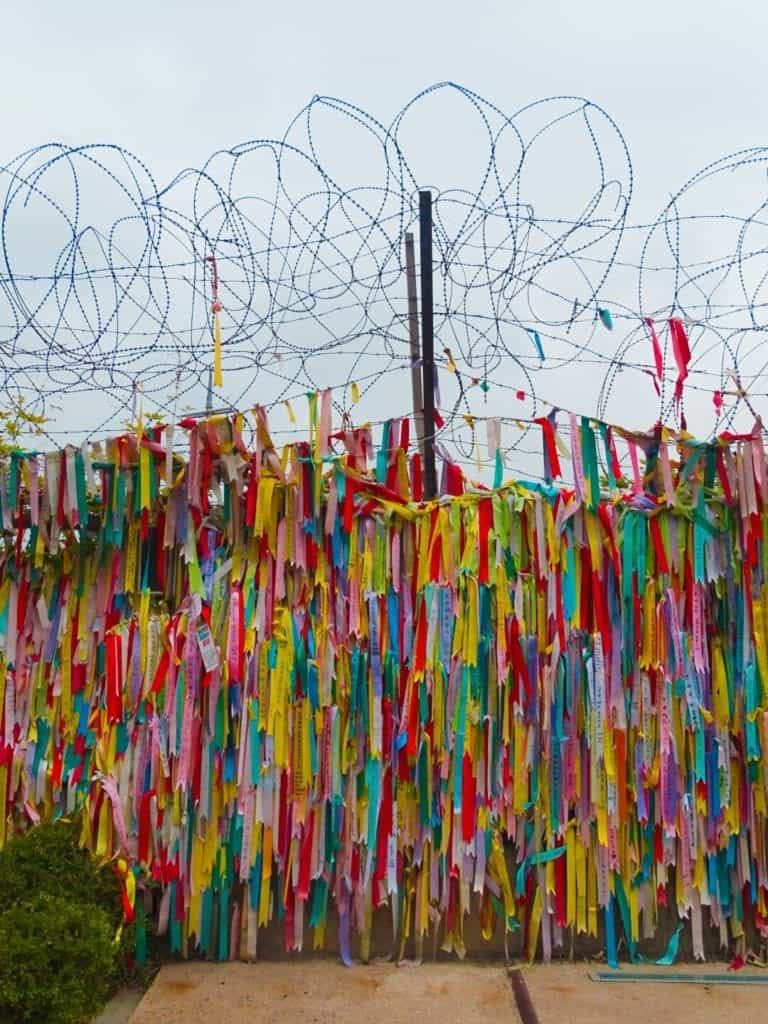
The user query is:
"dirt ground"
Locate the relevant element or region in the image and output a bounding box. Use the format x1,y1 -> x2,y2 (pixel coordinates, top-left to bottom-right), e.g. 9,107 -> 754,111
124,960 -> 768,1024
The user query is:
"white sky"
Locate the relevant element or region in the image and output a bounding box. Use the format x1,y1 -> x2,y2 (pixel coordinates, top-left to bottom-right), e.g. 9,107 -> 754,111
3,0 -> 763,204
2,0 -> 768,476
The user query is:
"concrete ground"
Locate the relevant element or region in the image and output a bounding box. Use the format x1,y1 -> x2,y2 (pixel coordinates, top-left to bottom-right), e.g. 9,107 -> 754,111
127,962 -> 512,1024
524,963 -> 768,1023
121,960 -> 768,1024
92,986 -> 144,1024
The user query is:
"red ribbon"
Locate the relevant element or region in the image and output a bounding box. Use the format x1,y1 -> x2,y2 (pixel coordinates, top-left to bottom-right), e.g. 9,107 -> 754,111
669,318 -> 691,407
106,632 -> 123,724
534,418 -> 562,479
461,752 -> 476,842
411,453 -> 423,502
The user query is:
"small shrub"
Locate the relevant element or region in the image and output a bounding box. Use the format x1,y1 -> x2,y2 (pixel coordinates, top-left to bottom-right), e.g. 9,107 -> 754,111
0,819 -> 131,1019
0,894 -> 117,1024
0,819 -> 122,929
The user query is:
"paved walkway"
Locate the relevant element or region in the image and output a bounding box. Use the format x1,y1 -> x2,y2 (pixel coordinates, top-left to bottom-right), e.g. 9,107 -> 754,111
128,962 -> 513,1024
524,963 -> 768,1023
122,960 -> 768,1023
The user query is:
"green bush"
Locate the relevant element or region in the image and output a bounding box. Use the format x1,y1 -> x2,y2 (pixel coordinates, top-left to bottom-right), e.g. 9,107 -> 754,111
0,819 -> 129,1021
0,819 -> 122,929
0,894 -> 117,1024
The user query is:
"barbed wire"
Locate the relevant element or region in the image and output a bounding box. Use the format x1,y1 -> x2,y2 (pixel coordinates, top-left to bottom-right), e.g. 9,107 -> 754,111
1,82 -> 767,473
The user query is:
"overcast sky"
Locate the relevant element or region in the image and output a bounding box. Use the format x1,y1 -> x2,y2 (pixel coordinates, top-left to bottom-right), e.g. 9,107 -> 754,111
3,1 -> 764,206
2,0 -> 767,470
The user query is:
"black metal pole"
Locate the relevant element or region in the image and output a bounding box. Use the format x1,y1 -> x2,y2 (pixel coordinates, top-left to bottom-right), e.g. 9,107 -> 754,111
419,190 -> 437,499
404,232 -> 425,463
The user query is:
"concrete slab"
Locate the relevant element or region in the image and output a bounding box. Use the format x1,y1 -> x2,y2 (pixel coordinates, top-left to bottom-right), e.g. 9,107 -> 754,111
128,960 -> 768,1024
128,961 -> 517,1024
92,987 -> 144,1024
523,963 -> 768,1024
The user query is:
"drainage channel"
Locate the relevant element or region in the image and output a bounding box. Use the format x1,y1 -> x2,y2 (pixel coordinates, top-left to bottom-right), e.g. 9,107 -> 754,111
508,969 -> 540,1024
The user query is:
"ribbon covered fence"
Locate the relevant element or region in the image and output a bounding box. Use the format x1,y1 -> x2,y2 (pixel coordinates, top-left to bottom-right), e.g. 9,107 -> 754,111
2,402 -> 768,965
